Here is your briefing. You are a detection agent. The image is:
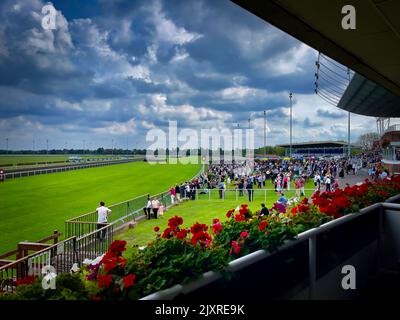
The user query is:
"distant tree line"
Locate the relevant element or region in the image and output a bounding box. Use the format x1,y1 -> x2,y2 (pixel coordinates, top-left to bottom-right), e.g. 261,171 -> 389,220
0,148 -> 148,155
0,147 -> 284,156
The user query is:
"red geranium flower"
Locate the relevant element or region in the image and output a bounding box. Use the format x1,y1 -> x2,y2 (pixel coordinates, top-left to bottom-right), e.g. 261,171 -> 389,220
190,230 -> 212,245
211,222 -> 222,235
234,213 -> 246,222
190,222 -> 208,234
15,275 -> 36,286
176,229 -> 188,239
168,216 -> 184,229
259,220 -> 268,231
123,274 -> 136,289
118,257 -> 127,268
231,241 -> 241,254
103,257 -> 117,272
226,209 -> 235,218
109,240 -> 127,254
240,231 -> 249,238
98,274 -> 113,289
102,255 -> 127,272
162,227 -> 174,239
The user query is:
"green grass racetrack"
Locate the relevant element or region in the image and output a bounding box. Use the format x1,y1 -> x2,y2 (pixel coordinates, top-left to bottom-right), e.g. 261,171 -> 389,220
0,154 -> 127,166
0,161 -> 201,253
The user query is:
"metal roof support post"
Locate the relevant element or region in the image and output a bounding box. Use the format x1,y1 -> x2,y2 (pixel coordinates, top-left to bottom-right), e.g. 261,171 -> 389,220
308,235 -> 317,300
348,111 -> 351,158
289,93 -> 293,158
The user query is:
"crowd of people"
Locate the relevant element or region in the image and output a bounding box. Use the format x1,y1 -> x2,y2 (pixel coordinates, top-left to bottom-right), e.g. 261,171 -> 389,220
165,151 -> 384,205
97,151 -> 388,229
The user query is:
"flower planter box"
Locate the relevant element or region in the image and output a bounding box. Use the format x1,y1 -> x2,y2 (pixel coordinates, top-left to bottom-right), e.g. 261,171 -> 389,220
141,195 -> 400,300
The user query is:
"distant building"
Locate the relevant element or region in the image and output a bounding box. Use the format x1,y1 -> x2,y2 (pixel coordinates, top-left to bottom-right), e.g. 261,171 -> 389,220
381,125 -> 400,174
68,156 -> 85,163
277,141 -> 360,157
254,154 -> 280,161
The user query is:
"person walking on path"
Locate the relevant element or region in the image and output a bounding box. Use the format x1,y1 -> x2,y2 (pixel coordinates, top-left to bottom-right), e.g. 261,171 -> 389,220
175,184 -> 181,202
158,202 -> 164,217
257,175 -> 263,189
314,173 -> 321,191
325,174 -> 331,192
283,175 -> 288,191
295,177 -> 301,198
151,198 -> 160,219
300,175 -> 306,197
246,178 -> 254,202
144,195 -> 152,219
169,186 -> 176,204
218,180 -> 226,199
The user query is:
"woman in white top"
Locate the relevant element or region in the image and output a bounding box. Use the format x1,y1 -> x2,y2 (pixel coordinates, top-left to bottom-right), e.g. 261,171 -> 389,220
151,198 -> 160,219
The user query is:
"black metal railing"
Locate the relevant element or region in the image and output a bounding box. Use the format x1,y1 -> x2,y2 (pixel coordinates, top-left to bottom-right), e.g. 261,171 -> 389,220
75,224 -> 114,263
65,194 -> 149,238
0,236 -> 77,293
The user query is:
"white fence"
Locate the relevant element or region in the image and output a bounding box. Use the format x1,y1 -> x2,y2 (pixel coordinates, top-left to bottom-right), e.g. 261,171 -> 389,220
185,188 -> 317,203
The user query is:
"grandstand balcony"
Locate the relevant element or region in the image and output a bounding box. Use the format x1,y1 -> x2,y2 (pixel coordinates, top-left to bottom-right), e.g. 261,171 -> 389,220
142,196 -> 400,300
381,125 -> 400,174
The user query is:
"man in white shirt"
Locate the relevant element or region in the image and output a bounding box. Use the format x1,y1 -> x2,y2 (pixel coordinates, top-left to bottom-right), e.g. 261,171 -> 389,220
314,173 -> 321,191
96,201 -> 111,240
325,176 -> 331,192
145,196 -> 152,219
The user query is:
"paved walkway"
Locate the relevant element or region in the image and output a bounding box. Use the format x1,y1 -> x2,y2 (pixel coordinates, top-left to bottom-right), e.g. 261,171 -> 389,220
337,168 -> 369,188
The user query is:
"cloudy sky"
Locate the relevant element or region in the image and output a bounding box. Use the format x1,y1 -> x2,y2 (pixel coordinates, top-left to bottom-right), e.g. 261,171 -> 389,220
0,0 -> 376,150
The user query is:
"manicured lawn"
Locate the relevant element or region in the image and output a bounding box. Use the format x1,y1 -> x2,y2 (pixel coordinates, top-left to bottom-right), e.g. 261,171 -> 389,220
119,180 -> 315,252
0,161 -> 201,253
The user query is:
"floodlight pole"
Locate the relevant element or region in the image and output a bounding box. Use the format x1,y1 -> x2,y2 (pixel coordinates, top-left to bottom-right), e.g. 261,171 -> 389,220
46,139 -> 49,154
347,68 -> 352,159
237,123 -> 240,157
6,138 -> 9,154
263,110 -> 267,157
347,112 -> 351,158
289,92 -> 293,158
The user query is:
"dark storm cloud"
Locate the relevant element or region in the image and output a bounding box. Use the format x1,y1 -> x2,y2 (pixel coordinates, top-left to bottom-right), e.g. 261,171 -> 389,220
0,0 -> 353,149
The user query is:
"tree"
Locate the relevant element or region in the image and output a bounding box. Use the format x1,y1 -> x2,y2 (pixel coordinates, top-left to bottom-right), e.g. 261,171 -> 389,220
357,132 -> 380,150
